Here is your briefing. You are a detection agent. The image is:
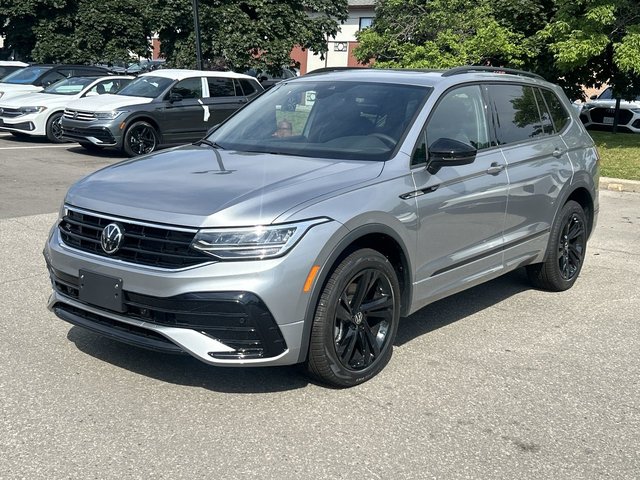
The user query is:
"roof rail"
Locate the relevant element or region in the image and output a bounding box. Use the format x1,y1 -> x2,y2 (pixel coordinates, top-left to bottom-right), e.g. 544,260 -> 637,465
305,66 -> 369,75
442,66 -> 545,81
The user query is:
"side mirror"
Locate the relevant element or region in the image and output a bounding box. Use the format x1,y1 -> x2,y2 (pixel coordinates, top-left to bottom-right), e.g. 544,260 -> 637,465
169,92 -> 183,103
427,138 -> 477,174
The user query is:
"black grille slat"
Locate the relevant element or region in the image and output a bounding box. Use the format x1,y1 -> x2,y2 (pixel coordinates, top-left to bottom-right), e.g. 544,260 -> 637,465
59,208 -> 211,269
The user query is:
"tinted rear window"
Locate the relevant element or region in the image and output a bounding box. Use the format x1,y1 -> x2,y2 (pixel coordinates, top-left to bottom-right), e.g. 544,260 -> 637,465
540,89 -> 570,133
488,84 -> 550,144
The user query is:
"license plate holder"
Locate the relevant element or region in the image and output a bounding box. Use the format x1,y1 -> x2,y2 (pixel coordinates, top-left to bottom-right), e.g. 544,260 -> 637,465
603,116 -> 614,125
78,270 -> 125,312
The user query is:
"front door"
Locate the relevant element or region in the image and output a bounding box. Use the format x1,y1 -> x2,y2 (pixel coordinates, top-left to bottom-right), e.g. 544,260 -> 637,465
160,77 -> 207,144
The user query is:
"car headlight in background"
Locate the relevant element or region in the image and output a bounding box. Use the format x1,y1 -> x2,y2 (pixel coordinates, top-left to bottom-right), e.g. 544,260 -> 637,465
94,110 -> 126,120
191,218 -> 330,260
19,106 -> 47,115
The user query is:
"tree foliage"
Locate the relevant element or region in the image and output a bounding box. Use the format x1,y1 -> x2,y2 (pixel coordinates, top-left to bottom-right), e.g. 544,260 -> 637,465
154,0 -> 348,72
0,0 -> 155,64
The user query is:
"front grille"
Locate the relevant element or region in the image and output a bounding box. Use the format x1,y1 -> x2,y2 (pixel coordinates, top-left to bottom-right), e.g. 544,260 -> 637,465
64,109 -> 96,121
58,207 -> 211,269
50,268 -> 287,359
589,107 -> 634,125
61,126 -> 115,144
0,107 -> 22,118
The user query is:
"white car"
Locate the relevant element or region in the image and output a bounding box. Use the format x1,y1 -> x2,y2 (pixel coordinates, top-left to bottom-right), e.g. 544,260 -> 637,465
0,75 -> 133,142
579,87 -> 640,133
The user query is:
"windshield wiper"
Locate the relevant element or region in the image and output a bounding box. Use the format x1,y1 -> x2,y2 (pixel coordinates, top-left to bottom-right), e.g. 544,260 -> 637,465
193,138 -> 225,149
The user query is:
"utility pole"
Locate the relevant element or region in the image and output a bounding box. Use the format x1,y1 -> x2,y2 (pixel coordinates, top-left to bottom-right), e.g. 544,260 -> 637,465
192,0 -> 203,70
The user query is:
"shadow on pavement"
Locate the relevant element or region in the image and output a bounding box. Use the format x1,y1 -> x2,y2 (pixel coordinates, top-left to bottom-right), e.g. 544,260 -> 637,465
67,269 -> 532,393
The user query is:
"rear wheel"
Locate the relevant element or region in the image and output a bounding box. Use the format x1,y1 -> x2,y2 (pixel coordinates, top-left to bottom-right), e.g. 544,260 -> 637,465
527,200 -> 587,291
306,248 -> 401,388
123,121 -> 158,157
45,112 -> 65,143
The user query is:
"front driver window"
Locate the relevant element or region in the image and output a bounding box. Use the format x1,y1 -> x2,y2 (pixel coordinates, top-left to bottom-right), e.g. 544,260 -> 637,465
168,77 -> 203,100
412,85 -> 490,166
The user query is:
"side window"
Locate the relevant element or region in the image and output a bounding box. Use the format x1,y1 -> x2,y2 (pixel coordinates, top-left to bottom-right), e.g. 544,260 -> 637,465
533,88 -> 554,135
168,77 -> 202,99
412,85 -> 490,166
487,84 -> 549,144
207,77 -> 237,97
39,71 -> 66,87
541,89 -> 570,133
239,79 -> 257,96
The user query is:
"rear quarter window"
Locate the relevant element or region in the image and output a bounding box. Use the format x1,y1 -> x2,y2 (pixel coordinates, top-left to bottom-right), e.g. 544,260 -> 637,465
540,89 -> 571,133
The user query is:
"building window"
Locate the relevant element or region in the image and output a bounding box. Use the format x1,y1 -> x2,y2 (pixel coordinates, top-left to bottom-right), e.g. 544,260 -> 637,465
359,17 -> 374,30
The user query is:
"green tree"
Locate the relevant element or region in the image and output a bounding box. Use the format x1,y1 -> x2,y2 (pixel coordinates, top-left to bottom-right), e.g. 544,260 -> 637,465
0,0 -> 155,64
154,0 -> 349,72
541,0 -> 640,100
353,0 -> 528,69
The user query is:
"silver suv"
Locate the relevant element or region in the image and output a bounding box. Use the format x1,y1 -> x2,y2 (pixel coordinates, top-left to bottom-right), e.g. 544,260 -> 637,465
44,67 -> 599,387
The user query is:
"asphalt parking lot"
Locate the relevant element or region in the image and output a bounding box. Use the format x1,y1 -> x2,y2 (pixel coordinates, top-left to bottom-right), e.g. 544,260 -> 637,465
1,132 -> 639,479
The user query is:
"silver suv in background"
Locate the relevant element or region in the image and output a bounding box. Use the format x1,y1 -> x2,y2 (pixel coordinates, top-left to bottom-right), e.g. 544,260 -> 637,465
44,67 -> 599,388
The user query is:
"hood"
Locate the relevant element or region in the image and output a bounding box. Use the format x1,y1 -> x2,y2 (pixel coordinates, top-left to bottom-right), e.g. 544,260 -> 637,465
0,91 -> 74,108
0,84 -> 43,100
65,145 -> 384,227
65,94 -> 153,112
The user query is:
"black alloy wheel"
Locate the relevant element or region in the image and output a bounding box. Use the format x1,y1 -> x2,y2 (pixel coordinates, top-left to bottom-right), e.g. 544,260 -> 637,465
124,121 -> 158,157
307,248 -> 401,387
45,112 -> 65,143
527,200 -> 588,291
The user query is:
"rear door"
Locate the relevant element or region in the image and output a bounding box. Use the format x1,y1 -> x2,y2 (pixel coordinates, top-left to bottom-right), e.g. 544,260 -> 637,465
486,83 -> 573,269
202,77 -> 247,127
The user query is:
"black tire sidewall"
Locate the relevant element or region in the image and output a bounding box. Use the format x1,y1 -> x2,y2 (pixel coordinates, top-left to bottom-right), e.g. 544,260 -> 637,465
309,248 -> 401,387
46,112 -> 64,143
546,200 -> 588,289
123,121 -> 158,157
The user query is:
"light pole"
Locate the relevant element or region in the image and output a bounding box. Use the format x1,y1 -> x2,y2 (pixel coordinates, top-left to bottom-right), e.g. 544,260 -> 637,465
192,0 -> 203,70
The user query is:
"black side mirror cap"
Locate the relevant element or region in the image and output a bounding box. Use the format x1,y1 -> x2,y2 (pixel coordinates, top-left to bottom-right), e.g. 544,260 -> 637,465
427,138 -> 477,174
169,92 -> 183,103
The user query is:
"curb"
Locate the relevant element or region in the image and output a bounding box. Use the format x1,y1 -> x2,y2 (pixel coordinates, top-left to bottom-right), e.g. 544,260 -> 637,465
599,177 -> 640,193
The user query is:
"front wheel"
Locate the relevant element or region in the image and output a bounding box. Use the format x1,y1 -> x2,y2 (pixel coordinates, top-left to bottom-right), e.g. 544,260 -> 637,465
123,121 -> 158,157
527,200 -> 588,291
306,248 -> 401,388
45,112 -> 65,143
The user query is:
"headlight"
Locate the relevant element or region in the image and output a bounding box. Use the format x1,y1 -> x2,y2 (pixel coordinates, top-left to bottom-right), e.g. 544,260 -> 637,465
19,106 -> 47,114
94,110 -> 126,120
191,218 -> 330,260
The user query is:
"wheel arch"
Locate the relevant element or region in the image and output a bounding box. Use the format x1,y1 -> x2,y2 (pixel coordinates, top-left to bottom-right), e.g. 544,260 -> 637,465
296,223 -> 413,363
123,115 -> 163,143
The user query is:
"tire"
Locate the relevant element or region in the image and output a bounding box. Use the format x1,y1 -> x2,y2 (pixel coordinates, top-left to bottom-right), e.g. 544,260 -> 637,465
123,121 -> 158,157
45,112 -> 65,143
79,142 -> 103,152
306,248 -> 401,388
527,200 -> 588,291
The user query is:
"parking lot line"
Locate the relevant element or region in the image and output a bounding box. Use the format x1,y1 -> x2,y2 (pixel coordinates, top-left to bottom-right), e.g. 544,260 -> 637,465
0,144 -> 72,150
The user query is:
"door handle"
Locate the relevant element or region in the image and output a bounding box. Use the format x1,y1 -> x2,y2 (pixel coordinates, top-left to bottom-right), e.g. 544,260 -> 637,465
486,162 -> 505,175
552,148 -> 565,158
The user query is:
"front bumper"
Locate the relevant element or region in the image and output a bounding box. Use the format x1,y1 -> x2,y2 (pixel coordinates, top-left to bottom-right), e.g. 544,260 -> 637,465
44,213 -> 345,366
60,117 -> 123,147
0,111 -> 46,135
580,108 -> 640,133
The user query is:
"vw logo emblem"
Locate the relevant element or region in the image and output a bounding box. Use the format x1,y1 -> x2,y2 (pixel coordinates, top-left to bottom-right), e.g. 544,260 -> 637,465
100,223 -> 124,254
73,111 -> 79,119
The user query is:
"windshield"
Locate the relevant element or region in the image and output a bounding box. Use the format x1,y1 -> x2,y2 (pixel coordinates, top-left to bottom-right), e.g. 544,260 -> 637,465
209,80 -> 431,161
117,75 -> 173,98
43,77 -> 96,95
1,66 -> 52,85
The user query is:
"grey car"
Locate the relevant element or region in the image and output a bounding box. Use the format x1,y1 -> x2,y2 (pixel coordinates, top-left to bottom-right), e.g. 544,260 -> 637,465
44,66 -> 599,387
59,69 -> 263,156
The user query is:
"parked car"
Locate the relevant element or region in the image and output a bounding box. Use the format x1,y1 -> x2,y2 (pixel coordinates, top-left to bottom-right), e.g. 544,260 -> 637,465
60,69 -> 263,156
125,59 -> 166,75
0,75 -> 133,142
0,64 -> 111,101
44,67 -> 599,387
0,60 -> 29,81
245,67 -> 297,90
579,87 -> 640,133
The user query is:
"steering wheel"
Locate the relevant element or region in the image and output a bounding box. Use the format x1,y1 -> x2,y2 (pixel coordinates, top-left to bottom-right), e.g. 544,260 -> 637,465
370,133 -> 396,148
